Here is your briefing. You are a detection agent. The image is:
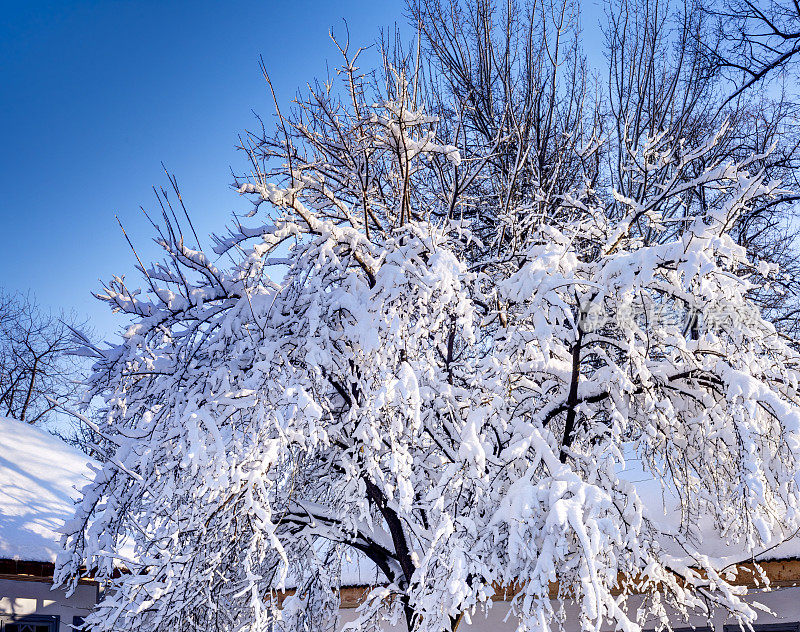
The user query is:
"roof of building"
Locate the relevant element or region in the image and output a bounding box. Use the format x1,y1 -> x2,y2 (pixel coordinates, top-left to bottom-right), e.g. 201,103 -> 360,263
0,415 -> 98,564
626,465 -> 800,565
0,413 -> 798,589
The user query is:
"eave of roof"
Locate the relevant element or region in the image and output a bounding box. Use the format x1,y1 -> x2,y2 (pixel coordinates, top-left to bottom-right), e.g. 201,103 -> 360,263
267,559 -> 800,609
0,558 -> 98,585
3,558 -> 798,607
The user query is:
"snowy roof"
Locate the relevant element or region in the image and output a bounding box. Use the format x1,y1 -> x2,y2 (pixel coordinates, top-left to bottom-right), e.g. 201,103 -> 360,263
0,411 -> 797,580
333,466 -> 800,589
0,415 -> 98,564
305,469 -> 800,591
629,467 -> 800,566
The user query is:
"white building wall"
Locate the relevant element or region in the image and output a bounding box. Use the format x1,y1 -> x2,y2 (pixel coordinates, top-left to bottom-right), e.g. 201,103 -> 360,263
0,578 -> 98,632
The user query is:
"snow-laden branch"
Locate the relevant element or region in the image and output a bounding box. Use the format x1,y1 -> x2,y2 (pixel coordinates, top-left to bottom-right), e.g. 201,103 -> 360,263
57,89 -> 800,632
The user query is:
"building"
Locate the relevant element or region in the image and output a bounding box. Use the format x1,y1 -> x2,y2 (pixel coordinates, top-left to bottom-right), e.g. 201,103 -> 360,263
0,416 -> 99,631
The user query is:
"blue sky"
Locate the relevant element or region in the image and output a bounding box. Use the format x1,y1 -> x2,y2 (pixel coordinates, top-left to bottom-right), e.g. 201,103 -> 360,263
0,1 -> 406,339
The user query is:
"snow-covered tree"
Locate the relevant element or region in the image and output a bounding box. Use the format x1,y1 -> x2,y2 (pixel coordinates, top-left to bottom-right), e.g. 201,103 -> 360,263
57,20 -> 800,632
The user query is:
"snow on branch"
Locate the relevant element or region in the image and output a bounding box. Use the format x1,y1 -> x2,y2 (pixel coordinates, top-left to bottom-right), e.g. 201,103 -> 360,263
57,38 -> 800,632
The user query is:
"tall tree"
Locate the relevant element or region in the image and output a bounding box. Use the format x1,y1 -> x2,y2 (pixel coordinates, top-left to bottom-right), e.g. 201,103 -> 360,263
706,0 -> 800,104
57,2 -> 800,632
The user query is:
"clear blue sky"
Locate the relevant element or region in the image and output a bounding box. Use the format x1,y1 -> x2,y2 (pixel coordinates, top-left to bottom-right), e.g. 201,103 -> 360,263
0,0 -> 406,340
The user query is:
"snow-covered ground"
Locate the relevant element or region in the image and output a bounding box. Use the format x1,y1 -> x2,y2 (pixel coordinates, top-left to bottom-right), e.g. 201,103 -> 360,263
0,415 -> 97,563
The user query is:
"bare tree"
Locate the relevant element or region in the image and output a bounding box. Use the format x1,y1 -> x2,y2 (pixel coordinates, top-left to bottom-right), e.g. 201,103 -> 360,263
669,0 -> 800,334
0,289 -> 88,425
705,0 -> 800,104
408,0 -> 598,249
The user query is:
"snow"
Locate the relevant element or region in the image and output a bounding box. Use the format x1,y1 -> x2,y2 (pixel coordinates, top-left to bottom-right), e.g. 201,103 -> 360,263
0,415 -> 97,563
1,407 -> 793,577
0,413 -> 378,577
338,551 -> 385,587
334,467 -> 800,590
623,466 -> 800,566
54,88 -> 800,631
